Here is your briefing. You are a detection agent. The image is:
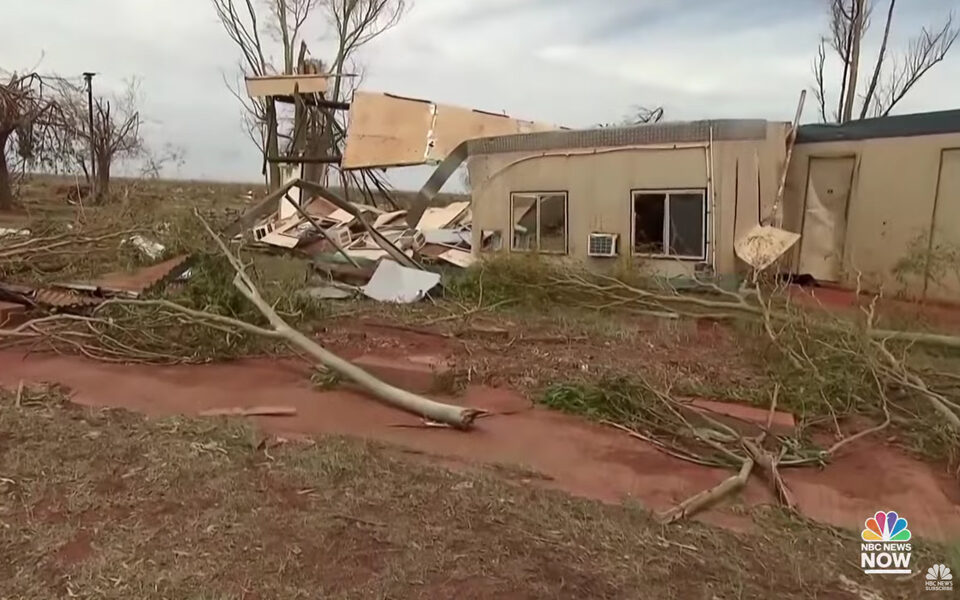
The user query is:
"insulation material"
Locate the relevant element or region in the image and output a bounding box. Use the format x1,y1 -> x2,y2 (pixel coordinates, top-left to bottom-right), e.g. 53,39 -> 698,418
361,260 -> 441,303
734,225 -> 800,271
341,91 -> 559,169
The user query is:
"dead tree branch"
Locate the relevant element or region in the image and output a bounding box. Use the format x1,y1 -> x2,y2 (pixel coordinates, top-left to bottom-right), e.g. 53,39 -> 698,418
193,210 -> 482,429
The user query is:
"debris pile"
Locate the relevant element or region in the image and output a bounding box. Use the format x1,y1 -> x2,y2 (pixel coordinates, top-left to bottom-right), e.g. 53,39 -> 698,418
240,183 -> 482,303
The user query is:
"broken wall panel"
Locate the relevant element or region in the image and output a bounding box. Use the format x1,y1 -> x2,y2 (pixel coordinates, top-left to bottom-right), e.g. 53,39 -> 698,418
341,92 -> 560,169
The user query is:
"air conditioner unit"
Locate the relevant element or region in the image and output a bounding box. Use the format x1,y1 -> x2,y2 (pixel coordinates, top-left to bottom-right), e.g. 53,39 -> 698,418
587,233 -> 619,257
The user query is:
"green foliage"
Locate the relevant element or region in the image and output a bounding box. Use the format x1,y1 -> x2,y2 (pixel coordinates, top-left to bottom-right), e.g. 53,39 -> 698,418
444,253 -> 562,306
542,377 -> 655,425
894,231 -> 960,294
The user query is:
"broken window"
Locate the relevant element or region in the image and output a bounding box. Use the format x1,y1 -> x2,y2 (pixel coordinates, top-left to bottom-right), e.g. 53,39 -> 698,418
510,192 -> 568,253
481,230 -> 503,252
632,190 -> 706,260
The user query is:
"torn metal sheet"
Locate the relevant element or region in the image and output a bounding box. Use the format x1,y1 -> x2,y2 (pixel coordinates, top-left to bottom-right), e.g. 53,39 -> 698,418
438,248 -> 476,268
341,91 -> 559,169
79,255 -> 192,297
415,139 -> 471,209
361,260 -> 441,304
734,225 -> 801,271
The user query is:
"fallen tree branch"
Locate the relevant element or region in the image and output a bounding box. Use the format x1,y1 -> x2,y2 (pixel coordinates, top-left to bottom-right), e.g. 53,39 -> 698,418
194,210 -> 482,429
743,438 -> 797,510
659,458 -> 755,524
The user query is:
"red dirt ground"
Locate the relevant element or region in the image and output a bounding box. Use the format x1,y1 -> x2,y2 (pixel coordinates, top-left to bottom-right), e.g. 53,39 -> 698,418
3,349 -> 959,542
791,283 -> 960,332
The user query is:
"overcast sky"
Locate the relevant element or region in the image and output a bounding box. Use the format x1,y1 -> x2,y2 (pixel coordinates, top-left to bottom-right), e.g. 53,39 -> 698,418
3,0 -> 958,189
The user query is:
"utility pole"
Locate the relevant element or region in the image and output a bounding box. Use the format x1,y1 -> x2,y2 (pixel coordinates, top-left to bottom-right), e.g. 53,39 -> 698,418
82,72 -> 96,182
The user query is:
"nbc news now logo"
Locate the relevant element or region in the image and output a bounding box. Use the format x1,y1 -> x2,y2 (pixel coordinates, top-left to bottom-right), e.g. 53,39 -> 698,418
860,510 -> 912,574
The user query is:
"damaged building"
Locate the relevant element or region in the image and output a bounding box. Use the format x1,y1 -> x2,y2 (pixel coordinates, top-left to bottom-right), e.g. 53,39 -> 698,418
459,109 -> 960,302
464,120 -> 789,284
784,109 -> 960,301
237,73 -> 960,304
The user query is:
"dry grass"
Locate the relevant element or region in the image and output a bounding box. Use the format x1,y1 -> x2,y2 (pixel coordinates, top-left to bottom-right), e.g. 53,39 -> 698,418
0,384 -> 947,599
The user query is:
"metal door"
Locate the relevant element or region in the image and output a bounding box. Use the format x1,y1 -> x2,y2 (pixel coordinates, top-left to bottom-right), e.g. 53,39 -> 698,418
798,157 -> 856,282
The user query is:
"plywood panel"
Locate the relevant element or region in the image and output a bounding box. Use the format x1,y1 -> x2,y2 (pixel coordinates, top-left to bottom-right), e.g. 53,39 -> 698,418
429,105 -> 556,160
798,157 -> 856,282
927,149 -> 960,300
342,93 -> 435,168
342,92 -> 558,169
245,75 -> 331,97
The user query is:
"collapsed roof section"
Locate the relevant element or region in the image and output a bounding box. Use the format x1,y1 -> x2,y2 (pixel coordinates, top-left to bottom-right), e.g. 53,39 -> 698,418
340,92 -> 562,169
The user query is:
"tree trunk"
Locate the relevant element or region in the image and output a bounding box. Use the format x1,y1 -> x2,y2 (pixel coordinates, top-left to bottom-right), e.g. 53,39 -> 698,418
841,0 -> 866,122
95,156 -> 111,201
265,99 -> 282,190
0,133 -> 14,212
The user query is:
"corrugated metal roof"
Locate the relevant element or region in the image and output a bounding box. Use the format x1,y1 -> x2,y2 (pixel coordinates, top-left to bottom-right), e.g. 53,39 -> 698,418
796,109 -> 960,144
34,288 -> 103,308
466,119 -> 770,155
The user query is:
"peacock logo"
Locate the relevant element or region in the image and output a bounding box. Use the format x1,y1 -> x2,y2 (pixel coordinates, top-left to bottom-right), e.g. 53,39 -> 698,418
861,511 -> 912,542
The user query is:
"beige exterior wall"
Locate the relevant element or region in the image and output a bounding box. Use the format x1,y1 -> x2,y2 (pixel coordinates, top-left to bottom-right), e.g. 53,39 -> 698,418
783,132 -> 960,301
468,122 -> 788,278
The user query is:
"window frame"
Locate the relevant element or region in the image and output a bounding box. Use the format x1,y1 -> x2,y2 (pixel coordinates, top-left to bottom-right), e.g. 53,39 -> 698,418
509,191 -> 569,255
630,188 -> 708,261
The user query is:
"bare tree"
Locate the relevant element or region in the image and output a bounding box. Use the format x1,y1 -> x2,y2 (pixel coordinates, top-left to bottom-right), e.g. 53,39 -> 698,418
813,0 -> 958,123
210,0 -> 408,195
58,80 -> 144,200
0,72 -> 62,210
597,105 -> 665,128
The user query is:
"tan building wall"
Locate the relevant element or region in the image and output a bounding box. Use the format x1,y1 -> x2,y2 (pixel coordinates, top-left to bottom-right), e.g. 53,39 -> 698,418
783,132 -> 960,301
468,122 -> 788,278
